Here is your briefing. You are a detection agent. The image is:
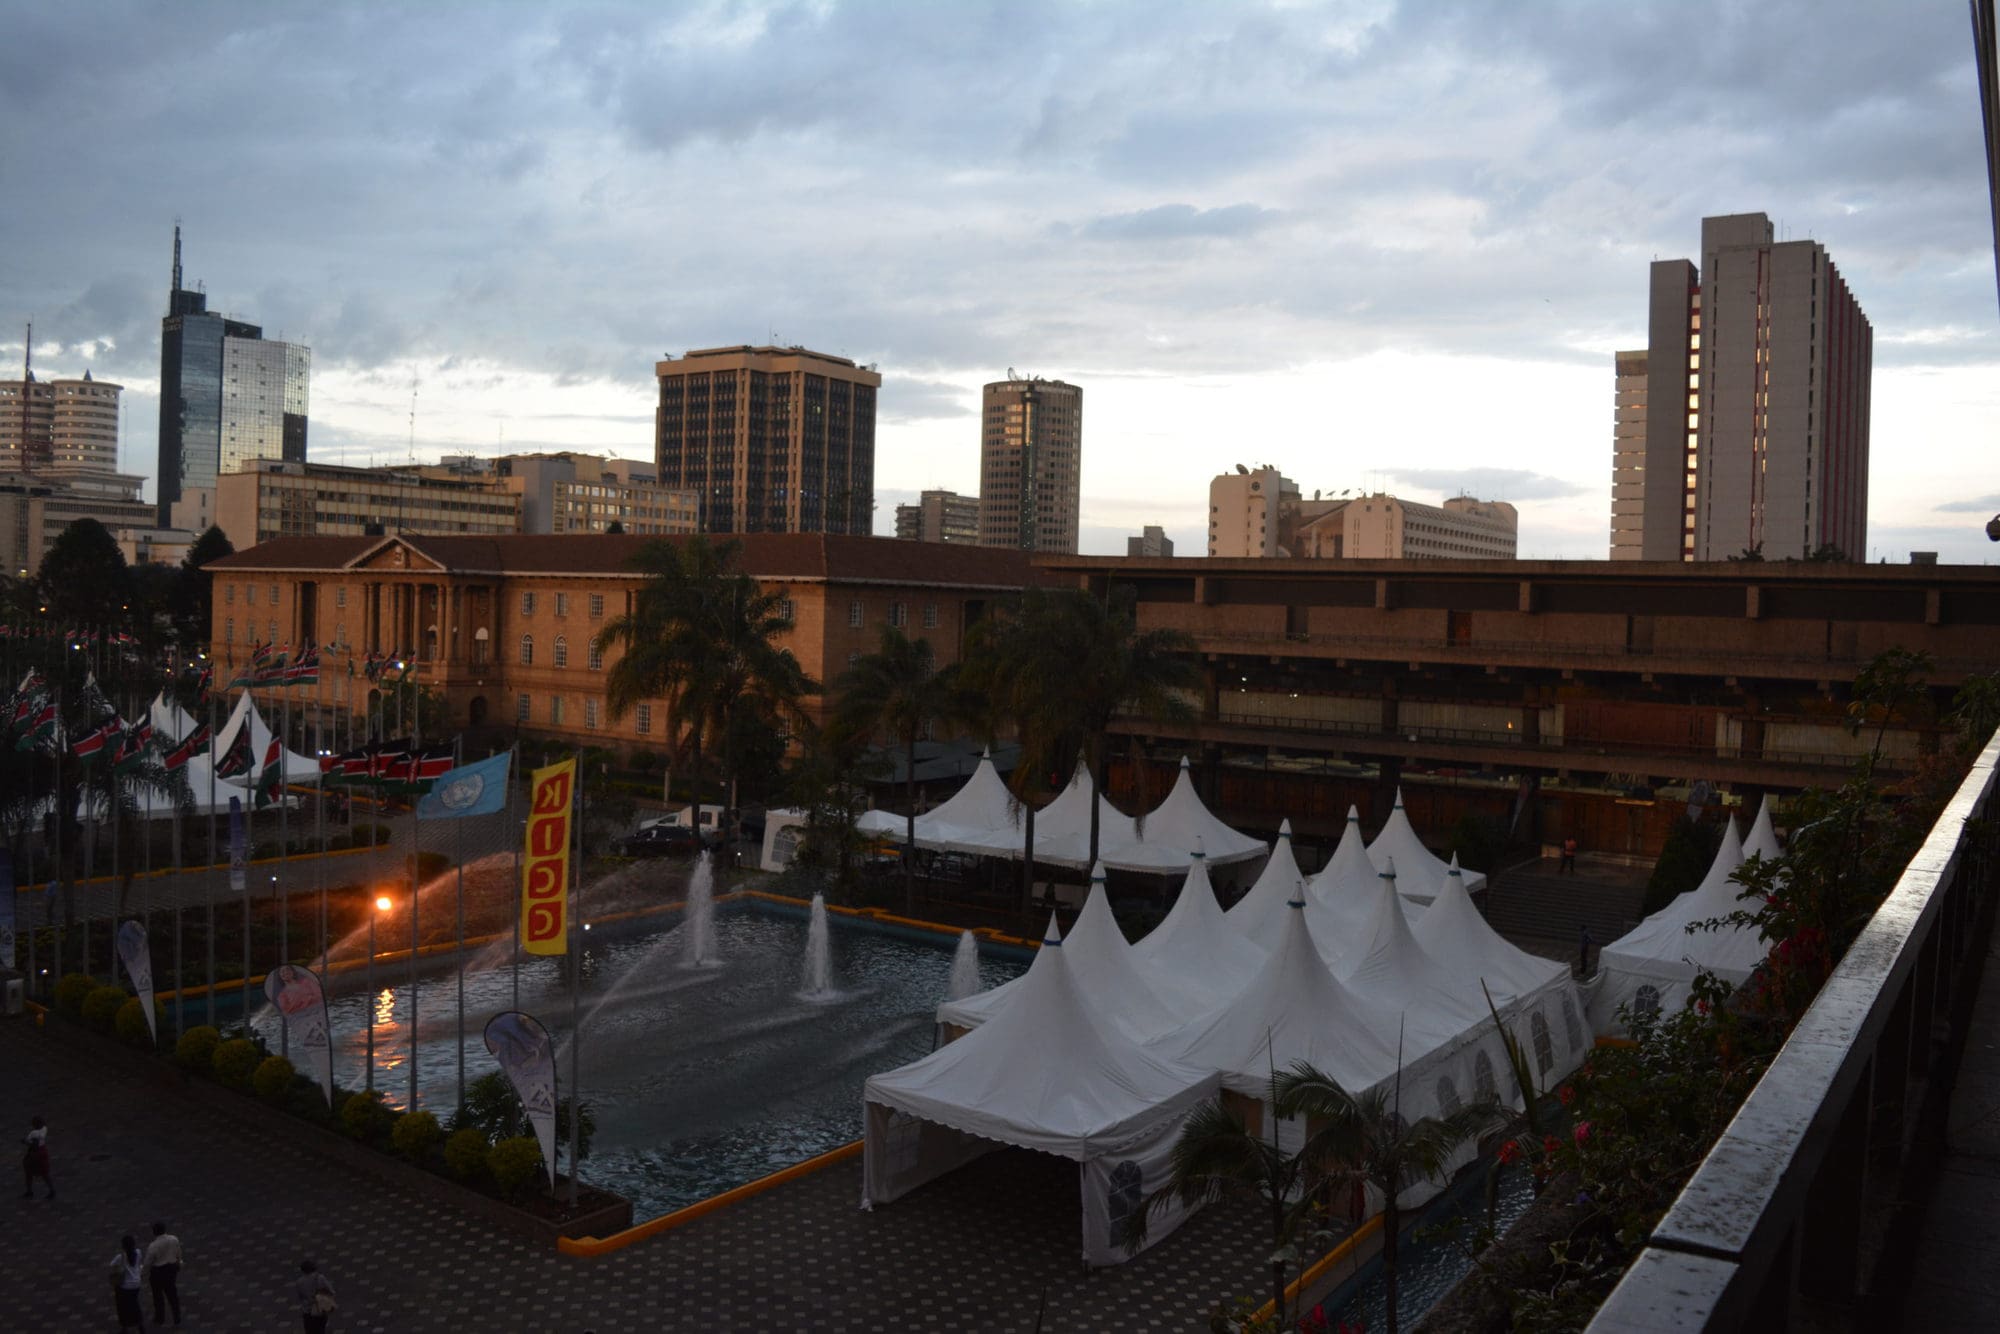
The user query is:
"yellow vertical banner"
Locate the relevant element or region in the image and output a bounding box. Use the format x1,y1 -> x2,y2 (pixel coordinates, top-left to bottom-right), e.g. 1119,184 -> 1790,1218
521,759 -> 575,956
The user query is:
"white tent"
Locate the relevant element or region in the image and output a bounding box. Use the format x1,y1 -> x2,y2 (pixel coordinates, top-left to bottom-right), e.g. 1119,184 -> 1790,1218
1163,894 -> 1402,1096
864,914 -> 1224,1265
148,692 -> 201,741
855,752 -> 1018,851
1367,788 -> 1486,903
1105,758 -> 1267,870
1588,819 -> 1770,1033
1226,819 -> 1306,953
1742,794 -> 1783,864
1412,857 -> 1569,1006
1334,860 -> 1488,1048
1128,852 -> 1268,1013
75,752 -> 252,822
937,865 -> 1182,1041
245,695 -> 323,788
1306,806 -> 1399,965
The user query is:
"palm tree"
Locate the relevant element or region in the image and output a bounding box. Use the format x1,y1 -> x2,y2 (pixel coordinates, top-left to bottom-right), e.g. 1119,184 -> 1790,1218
831,627 -> 964,915
601,536 -> 817,829
1276,1063 -> 1503,1334
1118,1089 -> 1324,1324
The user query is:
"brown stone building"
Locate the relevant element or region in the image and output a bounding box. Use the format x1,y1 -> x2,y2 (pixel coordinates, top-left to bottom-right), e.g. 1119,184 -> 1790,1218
204,533 -> 1040,748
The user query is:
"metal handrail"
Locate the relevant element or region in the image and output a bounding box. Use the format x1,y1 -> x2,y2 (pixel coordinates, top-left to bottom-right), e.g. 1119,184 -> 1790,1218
1585,729 -> 2000,1329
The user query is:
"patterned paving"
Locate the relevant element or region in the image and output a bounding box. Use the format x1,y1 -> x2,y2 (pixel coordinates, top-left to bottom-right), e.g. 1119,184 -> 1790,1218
2,1017 -> 1272,1331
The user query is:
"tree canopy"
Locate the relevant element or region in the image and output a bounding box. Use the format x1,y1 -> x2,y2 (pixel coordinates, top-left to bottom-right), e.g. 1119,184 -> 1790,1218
38,518 -> 129,626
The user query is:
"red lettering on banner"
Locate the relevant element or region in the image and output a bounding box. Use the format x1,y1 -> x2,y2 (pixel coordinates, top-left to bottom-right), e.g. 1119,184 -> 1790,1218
532,772 -> 572,814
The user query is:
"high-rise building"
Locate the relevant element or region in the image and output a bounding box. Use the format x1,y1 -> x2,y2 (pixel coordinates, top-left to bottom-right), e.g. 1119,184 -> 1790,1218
0,372 -> 122,477
977,376 -> 1081,553
654,345 -> 880,536
1208,466 -> 1301,556
894,489 -> 980,544
156,227 -> 311,525
1127,525 -> 1174,558
1613,212 -> 1871,561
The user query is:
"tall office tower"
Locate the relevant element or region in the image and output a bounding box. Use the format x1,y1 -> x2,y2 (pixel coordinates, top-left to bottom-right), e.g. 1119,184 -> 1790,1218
1607,350 -> 1650,559
893,488 -> 980,543
654,345 -> 880,535
977,375 -> 1081,552
0,372 -> 122,477
155,227 -> 311,524
1615,213 -> 1872,561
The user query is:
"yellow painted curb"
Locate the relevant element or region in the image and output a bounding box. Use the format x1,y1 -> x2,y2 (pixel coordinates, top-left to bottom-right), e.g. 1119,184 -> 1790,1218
1253,1212 -> 1385,1323
557,1139 -> 865,1257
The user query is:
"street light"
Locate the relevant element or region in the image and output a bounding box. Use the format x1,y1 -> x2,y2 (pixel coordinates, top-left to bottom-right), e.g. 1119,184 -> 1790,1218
365,893 -> 392,1094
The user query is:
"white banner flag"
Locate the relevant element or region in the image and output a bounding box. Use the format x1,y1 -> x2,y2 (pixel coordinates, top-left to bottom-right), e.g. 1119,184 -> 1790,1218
484,1011 -> 560,1187
264,964 -> 334,1107
114,920 -> 156,1044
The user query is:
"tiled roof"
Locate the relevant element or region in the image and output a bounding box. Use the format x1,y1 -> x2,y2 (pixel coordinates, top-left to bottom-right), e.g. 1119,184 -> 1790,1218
207,532 -> 1058,590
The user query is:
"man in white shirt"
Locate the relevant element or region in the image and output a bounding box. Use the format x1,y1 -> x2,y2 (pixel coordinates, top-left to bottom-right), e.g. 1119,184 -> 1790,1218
145,1221 -> 183,1327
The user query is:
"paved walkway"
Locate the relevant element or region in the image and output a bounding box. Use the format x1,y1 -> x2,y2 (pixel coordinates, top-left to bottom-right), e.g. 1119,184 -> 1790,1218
1,1016 -> 1270,1332
1897,895 -> 2000,1331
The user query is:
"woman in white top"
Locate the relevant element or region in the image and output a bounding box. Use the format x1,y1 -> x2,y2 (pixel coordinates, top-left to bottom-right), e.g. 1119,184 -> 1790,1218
107,1234 -> 146,1332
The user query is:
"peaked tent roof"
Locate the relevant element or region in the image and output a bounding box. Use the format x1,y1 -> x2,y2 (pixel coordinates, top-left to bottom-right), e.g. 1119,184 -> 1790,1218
1307,806 -> 1393,965
1129,853 -> 1267,1012
1600,817 -> 1767,983
149,692 -> 200,742
1226,819 -> 1306,953
1103,758 -> 1266,870
1162,896 -> 1402,1096
867,917 -> 1220,1159
1742,795 -> 1783,864
1367,788 -> 1486,901
856,753 -> 1019,850
1031,764 -> 1146,867
246,697 -> 321,786
1334,860 -> 1487,1046
1412,857 -> 1568,1004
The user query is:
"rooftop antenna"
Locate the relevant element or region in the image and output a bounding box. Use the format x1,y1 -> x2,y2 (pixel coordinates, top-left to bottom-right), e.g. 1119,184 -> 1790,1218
171,223 -> 182,293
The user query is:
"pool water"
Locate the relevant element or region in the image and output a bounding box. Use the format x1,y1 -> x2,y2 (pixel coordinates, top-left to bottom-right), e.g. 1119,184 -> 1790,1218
250,903 -> 1024,1218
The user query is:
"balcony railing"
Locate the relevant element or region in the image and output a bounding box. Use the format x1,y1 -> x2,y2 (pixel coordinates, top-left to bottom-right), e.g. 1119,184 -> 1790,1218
1585,730 -> 2000,1329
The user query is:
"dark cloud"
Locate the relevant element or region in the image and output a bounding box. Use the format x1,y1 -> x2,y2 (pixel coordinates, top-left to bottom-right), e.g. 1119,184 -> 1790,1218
878,378 -> 973,424
1935,494 -> 2000,514
1380,468 -> 1590,502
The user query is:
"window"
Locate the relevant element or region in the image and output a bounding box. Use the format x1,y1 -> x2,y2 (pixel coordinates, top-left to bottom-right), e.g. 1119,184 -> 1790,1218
225,584 -> 235,605
1435,1076 -> 1462,1117
549,696 -> 565,726
1633,985 -> 1662,1019
519,634 -> 534,666
270,584 -> 279,604
1473,1050 -> 1498,1103
1530,1011 -> 1555,1075
923,603 -> 938,629
1562,993 -> 1585,1054
515,693 -> 530,723
585,699 -> 600,730
246,585 -> 256,606
225,617 -> 235,644
635,703 -> 652,735
848,600 -> 863,628
334,586 -> 347,609
587,637 -> 602,671
589,593 -> 603,619
269,621 -> 277,644
555,593 -> 569,618
333,622 -> 345,648
521,592 -> 536,616
779,598 -> 795,623
553,635 -> 568,668
889,602 -> 907,628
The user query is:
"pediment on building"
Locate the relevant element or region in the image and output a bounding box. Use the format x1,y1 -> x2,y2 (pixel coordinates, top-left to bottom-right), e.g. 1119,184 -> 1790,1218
347,536 -> 448,574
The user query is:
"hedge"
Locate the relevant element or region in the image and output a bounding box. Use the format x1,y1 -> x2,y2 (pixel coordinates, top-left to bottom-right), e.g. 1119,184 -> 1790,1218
82,984 -> 128,1033
53,972 -> 97,1018
443,1127 -> 490,1181
488,1135 -> 543,1199
212,1037 -> 262,1090
175,1025 -> 222,1071
253,1054 -> 297,1103
392,1109 -> 442,1164
114,996 -> 159,1048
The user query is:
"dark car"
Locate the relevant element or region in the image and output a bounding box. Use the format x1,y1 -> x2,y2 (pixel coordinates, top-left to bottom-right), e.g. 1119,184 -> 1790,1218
618,824 -> 701,858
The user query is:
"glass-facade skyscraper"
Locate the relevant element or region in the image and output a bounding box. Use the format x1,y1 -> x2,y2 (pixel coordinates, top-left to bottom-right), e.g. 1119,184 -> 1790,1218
157,227 -> 310,524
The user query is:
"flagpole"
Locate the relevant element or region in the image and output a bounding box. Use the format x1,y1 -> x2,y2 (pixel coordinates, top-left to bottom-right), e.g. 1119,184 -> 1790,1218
453,735 -> 466,1116
279,684 -> 290,990
206,685 -> 218,1028
316,655 -> 328,975
509,745 -> 520,1012
567,746 -> 582,1209
171,689 -> 184,1039
408,767 -> 420,1112
52,691 -> 65,986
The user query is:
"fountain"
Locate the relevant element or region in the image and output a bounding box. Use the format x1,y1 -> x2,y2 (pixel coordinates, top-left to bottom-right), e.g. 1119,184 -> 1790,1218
681,853 -> 718,967
799,893 -> 836,1000
946,930 -> 982,1001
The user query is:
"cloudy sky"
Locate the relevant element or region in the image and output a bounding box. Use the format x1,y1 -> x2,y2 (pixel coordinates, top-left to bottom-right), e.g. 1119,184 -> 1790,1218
4,0 -> 1997,560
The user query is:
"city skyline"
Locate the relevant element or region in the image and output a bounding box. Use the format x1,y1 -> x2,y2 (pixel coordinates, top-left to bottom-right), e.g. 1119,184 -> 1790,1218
2,2 -> 1997,560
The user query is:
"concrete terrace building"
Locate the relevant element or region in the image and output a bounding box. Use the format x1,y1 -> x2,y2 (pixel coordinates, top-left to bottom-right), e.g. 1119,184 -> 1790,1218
893,489 -> 980,544
978,376 -> 1081,553
654,345 -> 880,537
214,458 -> 524,547
0,373 -> 122,477
1127,525 -> 1175,558
1614,212 -> 1872,561
202,533 -> 1043,743
1299,494 -> 1519,560
0,471 -> 155,575
483,453 -> 700,536
156,227 -> 310,525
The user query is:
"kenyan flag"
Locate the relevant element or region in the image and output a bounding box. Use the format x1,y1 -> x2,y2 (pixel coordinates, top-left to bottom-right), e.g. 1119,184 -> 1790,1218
14,701 -> 56,753
254,737 -> 284,808
214,724 -> 253,779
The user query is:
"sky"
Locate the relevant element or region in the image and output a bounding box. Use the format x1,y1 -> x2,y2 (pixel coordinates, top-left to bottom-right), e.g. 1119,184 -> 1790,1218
3,0 -> 1997,562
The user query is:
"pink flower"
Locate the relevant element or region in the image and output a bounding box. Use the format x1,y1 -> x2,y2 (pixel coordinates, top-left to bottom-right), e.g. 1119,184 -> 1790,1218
1573,1121 -> 1594,1145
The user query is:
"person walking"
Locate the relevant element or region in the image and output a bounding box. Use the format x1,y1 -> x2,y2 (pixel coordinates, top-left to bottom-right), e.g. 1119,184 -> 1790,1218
1559,835 -> 1578,875
108,1234 -> 147,1332
20,1114 -> 52,1199
145,1220 -> 183,1327
294,1257 -> 336,1333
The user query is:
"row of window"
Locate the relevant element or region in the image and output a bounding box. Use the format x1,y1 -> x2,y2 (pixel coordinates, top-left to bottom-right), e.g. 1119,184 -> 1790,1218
520,592 -> 606,619
515,694 -> 619,730
224,583 -> 283,606
844,600 -> 939,630
519,635 -> 604,670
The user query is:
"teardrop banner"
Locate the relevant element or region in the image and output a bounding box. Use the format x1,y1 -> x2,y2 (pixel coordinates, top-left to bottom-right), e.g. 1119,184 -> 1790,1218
265,963 -> 334,1107
520,759 -> 575,957
114,919 -> 156,1043
484,1010 -> 560,1187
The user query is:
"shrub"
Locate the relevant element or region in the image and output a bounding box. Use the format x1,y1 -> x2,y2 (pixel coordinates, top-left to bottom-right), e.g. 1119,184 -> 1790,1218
340,1090 -> 391,1143
366,823 -> 393,846
82,984 -> 128,1033
392,1109 -> 442,1164
211,1037 -> 262,1089
409,850 -> 451,883
53,972 -> 97,1017
253,1054 -> 297,1103
114,996 -> 158,1047
488,1135 -> 544,1199
175,1025 -> 222,1071
326,834 -> 354,852
459,1071 -> 597,1161
443,1127 -> 490,1181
